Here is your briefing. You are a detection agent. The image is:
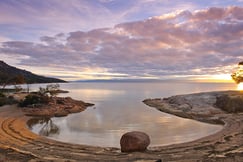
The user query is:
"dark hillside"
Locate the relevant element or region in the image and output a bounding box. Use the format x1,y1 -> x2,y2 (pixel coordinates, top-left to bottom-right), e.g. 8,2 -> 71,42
0,61 -> 66,85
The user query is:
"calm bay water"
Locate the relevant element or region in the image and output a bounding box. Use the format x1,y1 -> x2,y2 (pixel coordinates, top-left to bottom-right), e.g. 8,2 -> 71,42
29,81 -> 240,147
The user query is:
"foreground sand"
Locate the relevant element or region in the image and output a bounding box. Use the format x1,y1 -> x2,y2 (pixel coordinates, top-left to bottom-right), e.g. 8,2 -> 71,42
0,91 -> 243,161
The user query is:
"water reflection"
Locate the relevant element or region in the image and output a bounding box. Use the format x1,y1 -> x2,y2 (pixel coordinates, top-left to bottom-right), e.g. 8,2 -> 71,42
29,82 -> 230,147
28,118 -> 60,136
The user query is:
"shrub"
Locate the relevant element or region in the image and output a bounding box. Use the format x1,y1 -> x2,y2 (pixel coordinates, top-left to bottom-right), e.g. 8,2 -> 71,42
19,94 -> 50,107
0,93 -> 17,106
18,84 -> 61,107
0,97 -> 7,106
38,84 -> 60,97
6,96 -> 18,105
0,92 -> 5,98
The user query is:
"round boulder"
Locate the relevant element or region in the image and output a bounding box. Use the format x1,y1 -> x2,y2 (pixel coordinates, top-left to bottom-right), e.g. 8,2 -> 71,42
120,131 -> 150,152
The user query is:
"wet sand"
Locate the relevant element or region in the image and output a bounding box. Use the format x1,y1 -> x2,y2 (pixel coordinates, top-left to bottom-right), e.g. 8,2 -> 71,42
0,91 -> 243,161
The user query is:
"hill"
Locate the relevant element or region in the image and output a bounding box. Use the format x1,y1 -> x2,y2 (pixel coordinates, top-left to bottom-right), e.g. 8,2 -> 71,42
0,61 -> 66,85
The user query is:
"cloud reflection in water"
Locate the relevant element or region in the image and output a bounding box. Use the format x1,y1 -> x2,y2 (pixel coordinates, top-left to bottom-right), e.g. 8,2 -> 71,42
30,82 -> 228,147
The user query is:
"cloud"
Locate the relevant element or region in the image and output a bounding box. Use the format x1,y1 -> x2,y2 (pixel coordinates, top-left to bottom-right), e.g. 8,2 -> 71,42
1,0 -> 241,42
0,0 -> 129,41
0,6 -> 243,80
98,0 -> 115,3
0,36 -> 12,43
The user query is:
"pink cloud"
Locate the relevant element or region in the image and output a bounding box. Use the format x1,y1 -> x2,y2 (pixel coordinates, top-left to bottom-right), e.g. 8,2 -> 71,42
1,6 -> 243,80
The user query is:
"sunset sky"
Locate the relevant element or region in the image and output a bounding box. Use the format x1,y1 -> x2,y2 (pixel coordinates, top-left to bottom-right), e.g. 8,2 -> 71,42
0,0 -> 243,81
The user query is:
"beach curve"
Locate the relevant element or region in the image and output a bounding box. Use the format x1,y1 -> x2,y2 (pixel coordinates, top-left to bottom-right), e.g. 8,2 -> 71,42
0,91 -> 243,161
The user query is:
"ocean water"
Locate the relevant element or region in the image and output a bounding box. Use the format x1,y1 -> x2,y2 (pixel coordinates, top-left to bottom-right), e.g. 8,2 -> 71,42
28,81 -> 240,147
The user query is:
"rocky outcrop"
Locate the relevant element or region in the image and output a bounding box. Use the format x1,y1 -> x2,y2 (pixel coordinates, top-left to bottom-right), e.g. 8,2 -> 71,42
143,91 -> 243,124
120,131 -> 150,152
22,97 -> 94,117
215,94 -> 243,113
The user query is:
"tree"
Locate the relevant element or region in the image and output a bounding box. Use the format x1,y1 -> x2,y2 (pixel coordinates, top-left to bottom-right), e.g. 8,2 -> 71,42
46,83 -> 60,98
46,83 -> 60,105
19,84 -> 61,107
1,74 -> 26,90
14,85 -> 23,92
14,75 -> 25,85
18,93 -> 50,107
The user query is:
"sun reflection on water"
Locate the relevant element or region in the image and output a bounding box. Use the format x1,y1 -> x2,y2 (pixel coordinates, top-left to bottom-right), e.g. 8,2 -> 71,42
237,83 -> 243,91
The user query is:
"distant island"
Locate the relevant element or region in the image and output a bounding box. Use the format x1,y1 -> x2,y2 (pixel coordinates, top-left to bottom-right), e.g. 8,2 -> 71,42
0,60 -> 66,87
75,79 -> 161,83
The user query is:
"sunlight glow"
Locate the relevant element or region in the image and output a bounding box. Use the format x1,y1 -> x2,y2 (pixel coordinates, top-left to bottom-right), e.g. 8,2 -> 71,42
210,74 -> 233,82
190,74 -> 234,83
237,83 -> 243,91
154,10 -> 185,20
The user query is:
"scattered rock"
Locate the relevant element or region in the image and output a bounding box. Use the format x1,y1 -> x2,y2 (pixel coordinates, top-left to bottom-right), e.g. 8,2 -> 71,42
120,131 -> 150,152
54,110 -> 69,117
215,94 -> 243,113
155,159 -> 162,162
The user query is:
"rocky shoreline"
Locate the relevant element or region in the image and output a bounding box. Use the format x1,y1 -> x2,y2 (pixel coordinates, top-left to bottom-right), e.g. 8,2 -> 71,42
22,97 -> 94,117
143,90 -> 243,161
0,91 -> 242,161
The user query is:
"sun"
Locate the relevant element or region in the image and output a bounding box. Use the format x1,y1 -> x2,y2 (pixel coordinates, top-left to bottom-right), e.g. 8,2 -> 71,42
237,83 -> 243,91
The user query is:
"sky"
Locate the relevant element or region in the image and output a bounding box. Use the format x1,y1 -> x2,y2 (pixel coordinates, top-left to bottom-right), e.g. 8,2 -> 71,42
0,0 -> 243,82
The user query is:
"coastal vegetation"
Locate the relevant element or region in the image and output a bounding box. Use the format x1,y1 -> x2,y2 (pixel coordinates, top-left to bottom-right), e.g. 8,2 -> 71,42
18,83 -> 61,108
0,91 -> 18,106
15,84 -> 94,117
0,83 -> 62,108
18,93 -> 50,108
0,81 -> 93,117
0,65 -> 93,116
231,61 -> 243,84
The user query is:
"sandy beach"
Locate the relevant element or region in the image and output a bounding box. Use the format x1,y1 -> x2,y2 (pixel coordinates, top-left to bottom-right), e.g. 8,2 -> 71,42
0,91 -> 243,162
